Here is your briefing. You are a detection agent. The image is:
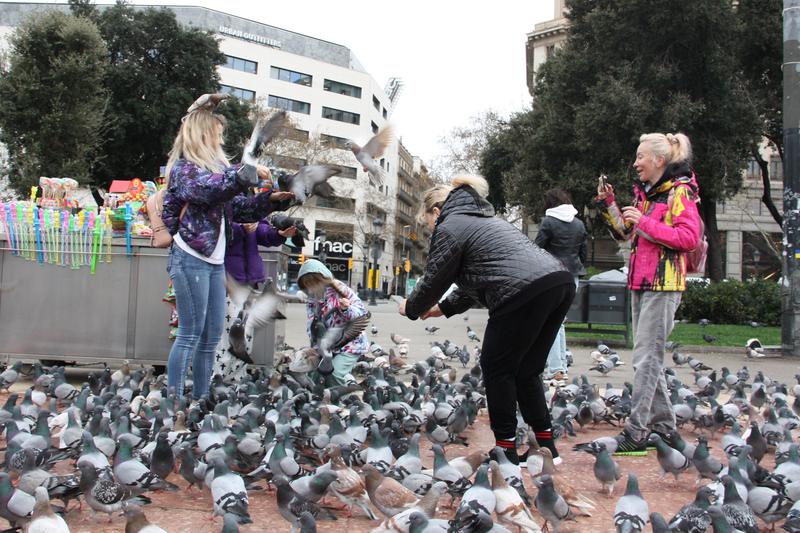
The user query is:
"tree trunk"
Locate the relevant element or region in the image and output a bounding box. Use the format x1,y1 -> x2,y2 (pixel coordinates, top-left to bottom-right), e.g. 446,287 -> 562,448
701,196 -> 725,281
753,147 -> 783,226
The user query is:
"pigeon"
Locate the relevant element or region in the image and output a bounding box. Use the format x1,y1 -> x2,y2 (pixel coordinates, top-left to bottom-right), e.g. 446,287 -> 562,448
407,511 -> 450,532
703,334 -> 718,343
26,487 -> 69,533
719,475 -> 758,533
114,439 -> 177,491
226,277 -> 287,364
424,326 -> 439,334
784,499 -> 800,532
241,110 -> 286,166
274,476 -> 337,531
688,356 -> 712,371
746,485 -> 792,528
534,474 -> 575,532
149,432 -> 176,482
0,471 -> 35,527
290,471 -> 338,504
123,503 -> 167,533
298,511 -> 317,533
309,308 -> 371,375
363,463 -> 419,517
613,473 -> 649,533
371,324 -> 379,335
650,512 -> 671,533
270,214 -> 310,249
186,92 -> 230,113
77,463 -> 151,521
488,447 -> 530,506
277,165 -> 339,205
451,465 -> 496,531
391,333 -> 410,346
431,445 -> 471,497
745,422 -> 768,464
466,326 -> 480,342
490,461 -> 541,533
698,318 -> 711,327
692,436 -> 723,481
0,361 -> 23,392
667,485 -> 714,533
648,433 -> 691,480
326,446 -> 376,519
210,459 -> 251,524
592,444 -> 621,496
347,125 -> 394,186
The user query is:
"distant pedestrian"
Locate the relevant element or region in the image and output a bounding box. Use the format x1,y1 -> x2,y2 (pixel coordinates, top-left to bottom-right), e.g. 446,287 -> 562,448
398,174 -> 574,464
595,132 -> 702,452
535,188 -> 586,383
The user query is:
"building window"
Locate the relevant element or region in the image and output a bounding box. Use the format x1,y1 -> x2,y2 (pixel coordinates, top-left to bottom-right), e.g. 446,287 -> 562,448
321,134 -> 349,149
224,54 -> 257,74
372,95 -> 380,110
322,106 -> 360,125
312,195 -> 355,211
371,121 -> 379,134
268,95 -> 311,115
382,107 -> 388,119
271,154 -> 307,170
323,79 -> 362,98
337,166 -> 357,179
746,158 -> 760,180
270,66 -> 312,86
220,84 -> 255,102
546,44 -> 556,58
285,128 -> 309,142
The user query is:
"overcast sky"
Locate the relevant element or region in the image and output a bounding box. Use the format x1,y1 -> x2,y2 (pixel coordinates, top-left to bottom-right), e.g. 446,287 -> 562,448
14,1 -> 555,163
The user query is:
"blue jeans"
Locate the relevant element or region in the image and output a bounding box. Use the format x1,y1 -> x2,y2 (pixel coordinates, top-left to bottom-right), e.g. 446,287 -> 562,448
166,245 -> 226,399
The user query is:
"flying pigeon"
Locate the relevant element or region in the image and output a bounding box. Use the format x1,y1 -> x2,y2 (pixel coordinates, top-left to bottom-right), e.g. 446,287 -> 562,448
347,125 -> 394,186
239,110 -> 288,186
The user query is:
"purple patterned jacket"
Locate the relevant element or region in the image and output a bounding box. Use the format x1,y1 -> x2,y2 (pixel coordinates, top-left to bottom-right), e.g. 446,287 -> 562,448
162,159 -> 276,257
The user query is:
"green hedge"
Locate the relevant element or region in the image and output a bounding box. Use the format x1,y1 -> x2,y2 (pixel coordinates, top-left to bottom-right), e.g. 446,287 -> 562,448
676,278 -> 781,326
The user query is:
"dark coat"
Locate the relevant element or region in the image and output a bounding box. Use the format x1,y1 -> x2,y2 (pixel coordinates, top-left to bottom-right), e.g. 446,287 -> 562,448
534,209 -> 587,277
405,185 -> 571,320
224,222 -> 285,285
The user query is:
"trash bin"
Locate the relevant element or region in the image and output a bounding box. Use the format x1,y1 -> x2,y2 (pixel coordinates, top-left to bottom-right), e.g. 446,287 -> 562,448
586,280 -> 628,325
566,281 -> 587,323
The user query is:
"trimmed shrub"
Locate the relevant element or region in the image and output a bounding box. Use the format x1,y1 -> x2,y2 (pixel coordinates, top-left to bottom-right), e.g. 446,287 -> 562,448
676,278 -> 780,326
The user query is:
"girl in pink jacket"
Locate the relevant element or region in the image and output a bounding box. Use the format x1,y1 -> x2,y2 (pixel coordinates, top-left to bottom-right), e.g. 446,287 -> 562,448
595,132 -> 702,453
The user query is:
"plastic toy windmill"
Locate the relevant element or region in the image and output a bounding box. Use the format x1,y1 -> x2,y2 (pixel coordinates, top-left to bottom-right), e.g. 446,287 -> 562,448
90,211 -> 100,274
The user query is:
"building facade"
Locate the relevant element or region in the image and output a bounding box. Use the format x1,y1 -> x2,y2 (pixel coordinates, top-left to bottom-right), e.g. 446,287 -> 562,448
0,2 -> 432,291
525,0 -> 783,280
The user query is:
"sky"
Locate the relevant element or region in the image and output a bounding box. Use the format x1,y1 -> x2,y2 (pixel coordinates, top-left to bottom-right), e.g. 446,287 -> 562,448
14,0 -> 555,163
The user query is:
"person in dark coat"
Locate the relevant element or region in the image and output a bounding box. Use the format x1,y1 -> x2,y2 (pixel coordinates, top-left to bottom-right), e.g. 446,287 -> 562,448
398,175 -> 575,464
535,189 -> 587,383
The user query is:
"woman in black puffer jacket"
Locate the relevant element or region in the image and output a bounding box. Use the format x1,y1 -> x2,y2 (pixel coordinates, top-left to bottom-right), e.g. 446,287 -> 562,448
399,175 -> 575,464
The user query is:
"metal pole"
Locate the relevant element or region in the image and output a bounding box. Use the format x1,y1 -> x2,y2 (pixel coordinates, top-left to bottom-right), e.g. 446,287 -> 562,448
369,254 -> 377,306
783,0 -> 800,355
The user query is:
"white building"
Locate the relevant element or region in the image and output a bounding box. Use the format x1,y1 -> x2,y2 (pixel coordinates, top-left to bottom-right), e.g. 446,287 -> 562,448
0,2 -> 414,290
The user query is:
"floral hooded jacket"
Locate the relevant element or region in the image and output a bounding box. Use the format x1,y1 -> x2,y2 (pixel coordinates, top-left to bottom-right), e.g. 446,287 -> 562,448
162,159 -> 277,257
596,163 -> 702,292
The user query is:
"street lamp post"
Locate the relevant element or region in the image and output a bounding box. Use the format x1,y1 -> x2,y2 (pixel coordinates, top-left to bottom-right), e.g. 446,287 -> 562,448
401,224 -> 410,296
369,216 -> 384,306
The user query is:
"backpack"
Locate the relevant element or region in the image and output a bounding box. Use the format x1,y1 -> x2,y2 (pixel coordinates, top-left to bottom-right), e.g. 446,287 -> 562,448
146,189 -> 186,248
668,185 -> 707,275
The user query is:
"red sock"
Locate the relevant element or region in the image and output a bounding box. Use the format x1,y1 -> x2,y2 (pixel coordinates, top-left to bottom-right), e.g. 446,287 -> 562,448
496,438 -> 516,449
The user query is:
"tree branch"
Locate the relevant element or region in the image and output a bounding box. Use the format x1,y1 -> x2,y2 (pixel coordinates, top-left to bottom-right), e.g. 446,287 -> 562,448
753,147 -> 782,226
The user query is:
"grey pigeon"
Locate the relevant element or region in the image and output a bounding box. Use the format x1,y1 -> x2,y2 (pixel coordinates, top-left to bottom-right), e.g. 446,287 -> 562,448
0,471 -> 34,527
784,499 -> 800,532
77,463 -> 151,521
123,503 -> 167,533
408,511 -> 449,532
613,473 -> 649,532
299,511 -> 318,533
592,443 -> 621,495
274,476 -> 337,532
347,125 -> 393,186
210,459 -> 251,524
720,475 -> 758,533
0,361 -> 23,392
745,422 -> 768,464
278,164 -> 339,205
238,109 -> 287,185
534,474 -> 574,532
668,485 -> 714,533
114,439 -> 177,491
289,471 -> 338,503
650,512 -> 670,533
451,465 -> 496,531
150,432 -> 176,481
747,485 -> 792,527
648,433 -> 691,480
692,436 -> 722,481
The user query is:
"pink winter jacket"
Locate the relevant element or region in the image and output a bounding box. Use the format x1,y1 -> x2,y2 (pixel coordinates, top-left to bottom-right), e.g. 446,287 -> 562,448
596,166 -> 702,291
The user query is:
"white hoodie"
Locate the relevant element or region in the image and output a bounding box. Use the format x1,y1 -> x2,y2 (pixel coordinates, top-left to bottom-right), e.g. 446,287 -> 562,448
544,204 -> 577,223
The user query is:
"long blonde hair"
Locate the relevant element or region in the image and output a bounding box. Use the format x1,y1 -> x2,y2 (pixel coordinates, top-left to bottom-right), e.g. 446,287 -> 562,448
165,111 -> 230,182
417,174 -> 489,223
639,132 -> 692,166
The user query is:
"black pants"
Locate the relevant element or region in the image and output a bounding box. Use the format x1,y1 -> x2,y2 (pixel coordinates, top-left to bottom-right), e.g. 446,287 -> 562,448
480,282 -> 576,440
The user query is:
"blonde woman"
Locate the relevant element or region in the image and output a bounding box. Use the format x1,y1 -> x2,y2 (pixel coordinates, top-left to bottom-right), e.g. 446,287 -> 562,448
595,132 -> 702,452
398,175 -> 574,465
161,94 -> 293,400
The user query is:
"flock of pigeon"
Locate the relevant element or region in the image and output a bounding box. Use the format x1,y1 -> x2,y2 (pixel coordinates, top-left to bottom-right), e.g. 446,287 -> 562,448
0,314 -> 797,533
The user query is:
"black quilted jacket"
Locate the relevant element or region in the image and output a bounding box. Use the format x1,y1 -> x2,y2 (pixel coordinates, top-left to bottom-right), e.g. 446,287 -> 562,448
405,185 -> 572,320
